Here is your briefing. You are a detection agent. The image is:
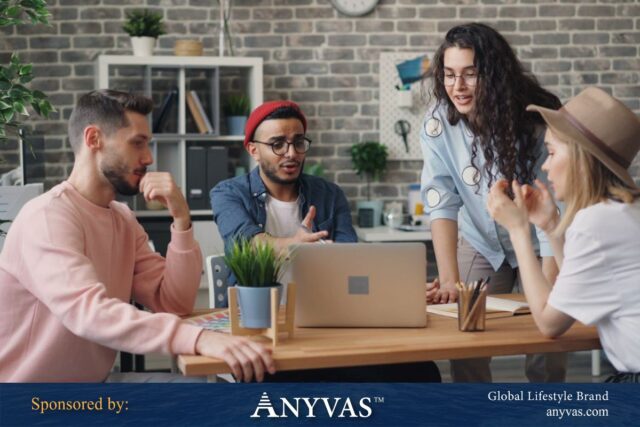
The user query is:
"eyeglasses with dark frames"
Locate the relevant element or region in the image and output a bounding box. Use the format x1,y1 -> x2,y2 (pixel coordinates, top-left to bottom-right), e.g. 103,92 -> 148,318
251,136 -> 312,156
442,70 -> 478,87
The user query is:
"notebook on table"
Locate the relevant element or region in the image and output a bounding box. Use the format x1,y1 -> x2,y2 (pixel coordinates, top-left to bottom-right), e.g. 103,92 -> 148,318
427,296 -> 530,319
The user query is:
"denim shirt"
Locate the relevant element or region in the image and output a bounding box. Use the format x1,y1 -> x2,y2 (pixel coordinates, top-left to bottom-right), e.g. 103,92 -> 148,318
420,105 -> 551,271
211,166 -> 357,251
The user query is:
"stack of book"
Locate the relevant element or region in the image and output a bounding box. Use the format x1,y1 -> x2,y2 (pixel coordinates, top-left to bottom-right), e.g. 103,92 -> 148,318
186,90 -> 214,134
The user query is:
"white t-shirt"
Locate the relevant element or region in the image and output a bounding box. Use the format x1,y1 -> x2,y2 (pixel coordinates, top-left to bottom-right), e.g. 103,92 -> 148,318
548,199 -> 640,373
264,196 -> 301,239
264,195 -> 301,300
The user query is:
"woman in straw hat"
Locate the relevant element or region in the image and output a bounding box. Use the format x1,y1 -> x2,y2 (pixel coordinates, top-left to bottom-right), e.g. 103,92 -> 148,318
488,87 -> 640,383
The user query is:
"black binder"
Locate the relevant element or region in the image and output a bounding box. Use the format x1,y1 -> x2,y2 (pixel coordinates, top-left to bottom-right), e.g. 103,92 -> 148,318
206,146 -> 229,198
186,145 -> 229,211
186,146 -> 208,210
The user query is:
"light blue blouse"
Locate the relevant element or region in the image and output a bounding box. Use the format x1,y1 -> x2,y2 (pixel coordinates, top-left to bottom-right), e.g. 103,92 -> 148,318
420,104 -> 551,271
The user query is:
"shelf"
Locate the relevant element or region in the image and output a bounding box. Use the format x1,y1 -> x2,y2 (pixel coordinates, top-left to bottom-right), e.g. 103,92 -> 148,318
97,54 -> 262,217
153,134 -> 244,142
97,55 -> 262,69
135,209 -> 213,218
134,210 -> 171,218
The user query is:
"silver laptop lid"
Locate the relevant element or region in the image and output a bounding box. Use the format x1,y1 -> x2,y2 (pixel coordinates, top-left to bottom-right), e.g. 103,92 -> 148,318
292,243 -> 427,328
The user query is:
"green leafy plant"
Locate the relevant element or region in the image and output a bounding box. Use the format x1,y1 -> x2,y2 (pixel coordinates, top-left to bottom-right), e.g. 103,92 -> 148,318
122,10 -> 165,38
350,141 -> 388,201
0,0 -> 55,144
304,163 -> 325,178
224,238 -> 287,287
224,94 -> 250,117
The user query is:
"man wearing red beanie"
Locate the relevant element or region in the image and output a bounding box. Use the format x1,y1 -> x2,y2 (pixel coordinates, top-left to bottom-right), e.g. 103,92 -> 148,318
210,101 -> 441,382
212,100 -> 357,254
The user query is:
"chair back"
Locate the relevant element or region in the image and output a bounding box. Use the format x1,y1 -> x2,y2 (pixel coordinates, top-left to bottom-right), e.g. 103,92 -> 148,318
206,254 -> 230,308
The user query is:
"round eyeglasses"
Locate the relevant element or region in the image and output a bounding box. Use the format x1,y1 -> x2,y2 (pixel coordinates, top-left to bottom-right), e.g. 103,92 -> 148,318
251,137 -> 312,156
443,71 -> 478,87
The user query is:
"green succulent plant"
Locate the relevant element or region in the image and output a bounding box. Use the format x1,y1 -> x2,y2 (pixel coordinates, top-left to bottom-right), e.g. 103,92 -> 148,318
224,94 -> 250,117
350,141 -> 388,201
224,238 -> 287,287
122,10 -> 165,38
0,0 -> 55,144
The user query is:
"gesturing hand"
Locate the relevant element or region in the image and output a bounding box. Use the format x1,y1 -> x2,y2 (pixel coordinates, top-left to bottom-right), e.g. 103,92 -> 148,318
139,172 -> 191,230
292,206 -> 329,244
522,179 -> 559,233
487,179 -> 530,234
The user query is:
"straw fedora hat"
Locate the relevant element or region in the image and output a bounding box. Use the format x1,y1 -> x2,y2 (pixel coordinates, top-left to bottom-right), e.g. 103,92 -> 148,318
527,87 -> 640,189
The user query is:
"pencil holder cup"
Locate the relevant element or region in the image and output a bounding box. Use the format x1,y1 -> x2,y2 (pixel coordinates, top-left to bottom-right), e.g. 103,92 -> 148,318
457,287 -> 487,332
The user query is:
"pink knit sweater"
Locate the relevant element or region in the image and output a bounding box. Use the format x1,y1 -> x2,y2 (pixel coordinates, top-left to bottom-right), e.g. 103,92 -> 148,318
0,181 -> 204,382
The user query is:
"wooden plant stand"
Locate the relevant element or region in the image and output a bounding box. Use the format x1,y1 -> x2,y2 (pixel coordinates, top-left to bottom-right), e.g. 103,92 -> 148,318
228,282 -> 296,347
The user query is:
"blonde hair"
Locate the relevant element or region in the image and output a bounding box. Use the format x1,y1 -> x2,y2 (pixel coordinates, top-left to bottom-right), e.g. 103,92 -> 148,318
554,140 -> 640,237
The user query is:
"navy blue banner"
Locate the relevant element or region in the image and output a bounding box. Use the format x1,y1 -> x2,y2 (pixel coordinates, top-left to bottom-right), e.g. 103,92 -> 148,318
0,383 -> 637,426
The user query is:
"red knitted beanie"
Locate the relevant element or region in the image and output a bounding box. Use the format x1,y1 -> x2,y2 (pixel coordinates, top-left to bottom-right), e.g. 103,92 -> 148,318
243,100 -> 307,149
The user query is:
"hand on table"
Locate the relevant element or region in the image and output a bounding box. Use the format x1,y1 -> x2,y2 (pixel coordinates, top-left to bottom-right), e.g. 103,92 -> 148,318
195,330 -> 276,383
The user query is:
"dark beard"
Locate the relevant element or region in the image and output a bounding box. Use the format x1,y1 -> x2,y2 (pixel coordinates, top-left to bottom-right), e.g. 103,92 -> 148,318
260,159 -> 304,186
101,162 -> 140,196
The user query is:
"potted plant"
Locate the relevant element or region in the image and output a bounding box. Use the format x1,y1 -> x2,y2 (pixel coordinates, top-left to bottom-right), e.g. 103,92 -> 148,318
0,2 -> 55,148
224,238 -> 287,329
122,10 -> 165,57
304,163 -> 325,179
0,2 -> 55,164
224,94 -> 250,135
350,141 -> 388,227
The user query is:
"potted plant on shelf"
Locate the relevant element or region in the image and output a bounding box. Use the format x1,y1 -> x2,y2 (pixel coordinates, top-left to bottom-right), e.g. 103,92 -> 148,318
122,10 -> 165,57
224,94 -> 250,136
0,2 -> 55,147
350,141 -> 388,227
1,1 -> 55,236
224,238 -> 288,329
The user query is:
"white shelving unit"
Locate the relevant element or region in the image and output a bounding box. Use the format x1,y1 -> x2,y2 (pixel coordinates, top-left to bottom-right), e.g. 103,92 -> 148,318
95,55 -> 263,217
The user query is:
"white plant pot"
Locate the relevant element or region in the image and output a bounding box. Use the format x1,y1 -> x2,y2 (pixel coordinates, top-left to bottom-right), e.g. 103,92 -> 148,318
130,37 -> 156,57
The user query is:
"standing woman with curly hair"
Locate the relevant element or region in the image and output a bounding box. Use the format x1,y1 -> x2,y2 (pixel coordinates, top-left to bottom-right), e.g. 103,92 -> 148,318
420,23 -> 565,382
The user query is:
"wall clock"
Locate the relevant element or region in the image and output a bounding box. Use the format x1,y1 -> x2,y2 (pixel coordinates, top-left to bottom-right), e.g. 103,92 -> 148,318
330,0 -> 380,17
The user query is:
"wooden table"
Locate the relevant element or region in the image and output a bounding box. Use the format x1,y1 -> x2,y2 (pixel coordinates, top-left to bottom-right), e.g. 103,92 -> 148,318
178,296 -> 601,377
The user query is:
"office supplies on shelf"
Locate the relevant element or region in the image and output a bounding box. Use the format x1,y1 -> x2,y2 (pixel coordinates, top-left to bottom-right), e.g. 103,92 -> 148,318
394,119 -> 411,153
395,54 -> 430,86
186,144 -> 229,210
186,91 -> 213,134
186,145 -> 208,210
153,89 -> 177,133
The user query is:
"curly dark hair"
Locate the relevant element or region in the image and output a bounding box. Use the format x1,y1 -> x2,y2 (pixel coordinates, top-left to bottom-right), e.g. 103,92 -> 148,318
429,23 -> 561,189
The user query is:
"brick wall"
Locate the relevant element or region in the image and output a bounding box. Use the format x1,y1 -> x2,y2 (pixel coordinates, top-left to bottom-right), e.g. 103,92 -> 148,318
2,0 -> 639,210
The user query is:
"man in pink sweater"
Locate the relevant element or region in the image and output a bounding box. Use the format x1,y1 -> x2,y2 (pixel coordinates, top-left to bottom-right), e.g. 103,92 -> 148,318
0,90 -> 275,382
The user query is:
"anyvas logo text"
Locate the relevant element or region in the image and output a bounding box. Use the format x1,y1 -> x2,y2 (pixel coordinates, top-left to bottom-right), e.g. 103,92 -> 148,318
251,392 -> 375,418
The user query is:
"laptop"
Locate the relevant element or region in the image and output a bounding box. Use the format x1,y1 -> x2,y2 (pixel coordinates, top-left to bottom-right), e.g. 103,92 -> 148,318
292,243 -> 427,328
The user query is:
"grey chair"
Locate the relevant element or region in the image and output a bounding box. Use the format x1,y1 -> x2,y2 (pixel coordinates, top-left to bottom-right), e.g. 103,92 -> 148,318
204,254 -> 235,382
206,254 -> 230,308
